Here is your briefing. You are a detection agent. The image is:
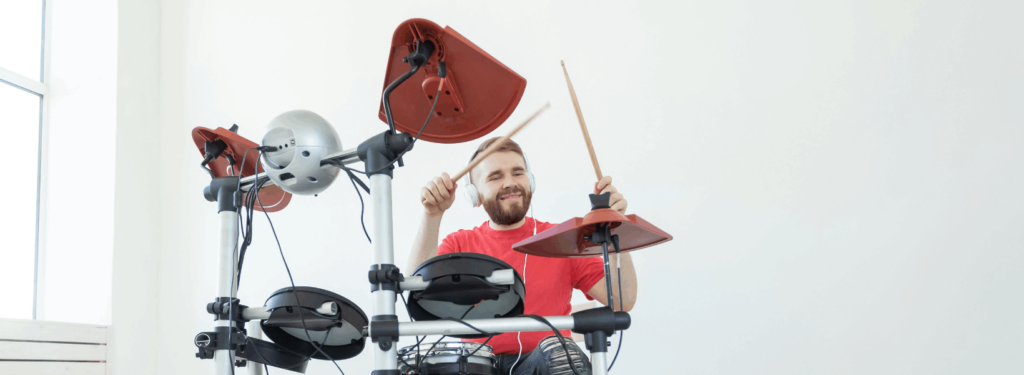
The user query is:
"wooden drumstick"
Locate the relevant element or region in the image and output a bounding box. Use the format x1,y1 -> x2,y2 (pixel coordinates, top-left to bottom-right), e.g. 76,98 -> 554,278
450,102 -> 551,182
561,60 -> 603,181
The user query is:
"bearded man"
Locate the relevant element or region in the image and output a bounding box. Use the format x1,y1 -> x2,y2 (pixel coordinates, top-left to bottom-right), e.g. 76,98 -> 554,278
407,137 -> 637,375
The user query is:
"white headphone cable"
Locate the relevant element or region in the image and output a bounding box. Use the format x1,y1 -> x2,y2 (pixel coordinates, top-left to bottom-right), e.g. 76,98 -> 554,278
509,203 -> 540,372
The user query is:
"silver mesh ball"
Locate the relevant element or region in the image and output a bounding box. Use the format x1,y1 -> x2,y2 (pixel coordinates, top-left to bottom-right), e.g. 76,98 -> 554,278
261,110 -> 341,195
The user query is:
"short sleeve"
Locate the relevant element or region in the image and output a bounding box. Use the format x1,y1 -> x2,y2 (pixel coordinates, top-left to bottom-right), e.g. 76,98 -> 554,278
570,256 -> 605,300
437,231 -> 463,255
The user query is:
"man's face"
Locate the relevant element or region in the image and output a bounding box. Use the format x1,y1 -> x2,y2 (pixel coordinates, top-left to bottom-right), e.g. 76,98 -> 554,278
471,151 -> 532,225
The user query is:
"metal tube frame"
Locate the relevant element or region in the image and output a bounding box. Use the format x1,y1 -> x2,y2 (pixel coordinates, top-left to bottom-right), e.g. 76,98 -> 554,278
369,174 -> 400,373
216,210 -> 239,375
207,146 -> 618,375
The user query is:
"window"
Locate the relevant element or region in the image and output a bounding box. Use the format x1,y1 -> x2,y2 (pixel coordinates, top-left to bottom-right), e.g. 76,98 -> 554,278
0,0 -> 46,320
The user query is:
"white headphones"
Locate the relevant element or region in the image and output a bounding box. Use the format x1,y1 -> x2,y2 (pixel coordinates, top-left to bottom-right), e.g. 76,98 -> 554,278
462,149 -> 536,207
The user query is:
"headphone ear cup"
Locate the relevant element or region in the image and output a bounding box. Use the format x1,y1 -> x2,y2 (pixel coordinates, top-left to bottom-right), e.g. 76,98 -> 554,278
463,184 -> 481,207
522,154 -> 536,193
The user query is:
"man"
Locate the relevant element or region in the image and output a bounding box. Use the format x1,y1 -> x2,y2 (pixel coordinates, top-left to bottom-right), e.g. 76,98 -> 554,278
407,137 -> 637,375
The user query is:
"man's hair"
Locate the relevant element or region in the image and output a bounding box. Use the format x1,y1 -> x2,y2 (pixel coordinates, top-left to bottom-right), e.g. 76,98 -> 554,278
468,137 -> 526,184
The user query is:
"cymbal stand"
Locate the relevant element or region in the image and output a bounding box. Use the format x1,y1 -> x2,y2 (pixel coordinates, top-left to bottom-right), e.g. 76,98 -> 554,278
192,176 -> 249,375
581,193 -> 624,373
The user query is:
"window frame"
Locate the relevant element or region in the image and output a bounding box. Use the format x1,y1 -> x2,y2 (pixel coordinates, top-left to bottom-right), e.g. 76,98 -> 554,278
0,0 -> 48,320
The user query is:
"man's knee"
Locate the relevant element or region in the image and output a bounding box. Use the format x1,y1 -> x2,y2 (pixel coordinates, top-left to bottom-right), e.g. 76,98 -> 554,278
535,336 -> 592,374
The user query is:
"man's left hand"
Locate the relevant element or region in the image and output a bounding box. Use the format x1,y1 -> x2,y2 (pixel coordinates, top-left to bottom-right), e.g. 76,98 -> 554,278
594,175 -> 627,214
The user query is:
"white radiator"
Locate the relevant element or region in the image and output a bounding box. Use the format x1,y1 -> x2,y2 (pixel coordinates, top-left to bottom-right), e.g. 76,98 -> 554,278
0,318 -> 108,374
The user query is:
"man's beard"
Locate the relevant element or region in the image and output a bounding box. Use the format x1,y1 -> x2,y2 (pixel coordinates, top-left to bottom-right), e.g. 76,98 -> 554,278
482,185 -> 532,226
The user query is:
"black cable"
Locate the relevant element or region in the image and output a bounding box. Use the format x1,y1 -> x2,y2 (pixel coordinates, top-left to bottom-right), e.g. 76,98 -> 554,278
609,331 -> 623,371
466,335 -> 493,358
318,159 -> 371,244
363,88 -> 441,176
237,175 -> 274,287
254,152 -> 346,375
382,64 -> 421,134
337,163 -> 370,193
232,167 -> 301,372
418,335 -> 448,368
235,147 -> 279,287
227,148 -> 341,373
457,305 -> 481,324
416,305 -> 481,369
319,156 -> 367,175
233,85 -> 440,371
229,195 -> 240,375
520,315 -> 583,375
296,88 -> 443,251
235,148 -> 257,198
397,353 -> 419,371
227,162 -> 268,375
319,89 -> 440,245
399,293 -> 413,318
302,327 -> 334,359
398,335 -> 428,370
236,176 -> 269,288
346,171 -> 371,244
201,164 -> 215,179
399,294 -> 426,365
608,236 -> 626,371
399,292 -> 494,370
607,272 -> 624,371
234,147 -> 262,288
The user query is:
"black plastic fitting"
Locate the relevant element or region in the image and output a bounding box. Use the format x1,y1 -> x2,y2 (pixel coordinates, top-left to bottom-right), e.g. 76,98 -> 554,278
357,131 -> 415,177
571,306 -> 631,336
589,191 -> 612,210
194,326 -> 246,360
584,331 -> 611,353
202,139 -> 228,167
406,40 -> 435,69
203,176 -> 241,213
369,315 -> 399,351
380,39 -> 434,148
205,297 -> 247,323
368,264 -> 404,292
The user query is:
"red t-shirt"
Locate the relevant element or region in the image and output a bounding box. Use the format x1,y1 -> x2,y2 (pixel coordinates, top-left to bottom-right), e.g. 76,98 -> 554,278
437,217 -> 606,354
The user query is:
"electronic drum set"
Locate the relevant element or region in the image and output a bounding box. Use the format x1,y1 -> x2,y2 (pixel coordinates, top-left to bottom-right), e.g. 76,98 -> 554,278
190,18 -> 672,375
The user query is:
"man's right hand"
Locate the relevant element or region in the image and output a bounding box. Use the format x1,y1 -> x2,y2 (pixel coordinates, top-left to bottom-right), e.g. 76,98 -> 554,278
421,172 -> 457,217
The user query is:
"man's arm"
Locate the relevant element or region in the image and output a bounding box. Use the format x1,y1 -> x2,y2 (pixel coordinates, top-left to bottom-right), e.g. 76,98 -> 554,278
587,252 -> 638,311
406,173 -> 457,272
407,212 -> 443,272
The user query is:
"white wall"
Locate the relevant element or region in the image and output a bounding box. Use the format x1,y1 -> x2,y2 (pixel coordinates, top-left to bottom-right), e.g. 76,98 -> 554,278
109,0 -> 161,374
120,0 -> 1024,374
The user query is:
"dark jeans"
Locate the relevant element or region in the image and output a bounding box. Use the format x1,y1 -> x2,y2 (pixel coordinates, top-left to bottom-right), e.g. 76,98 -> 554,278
494,336 -> 593,375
